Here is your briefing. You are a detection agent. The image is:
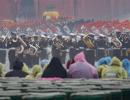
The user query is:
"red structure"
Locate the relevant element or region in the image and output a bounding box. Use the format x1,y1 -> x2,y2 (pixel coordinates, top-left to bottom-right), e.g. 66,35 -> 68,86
0,0 -> 16,20
0,0 -> 130,21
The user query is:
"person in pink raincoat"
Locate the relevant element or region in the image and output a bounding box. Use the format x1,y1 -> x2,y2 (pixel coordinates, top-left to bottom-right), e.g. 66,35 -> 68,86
68,51 -> 98,79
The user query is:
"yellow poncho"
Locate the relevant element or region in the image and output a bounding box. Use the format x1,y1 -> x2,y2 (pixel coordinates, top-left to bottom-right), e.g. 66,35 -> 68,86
25,65 -> 42,80
102,57 -> 127,79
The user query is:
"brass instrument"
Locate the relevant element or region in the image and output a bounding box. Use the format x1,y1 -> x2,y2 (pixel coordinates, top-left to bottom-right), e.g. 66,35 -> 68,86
15,35 -> 27,56
111,37 -> 122,48
29,44 -> 39,56
0,36 -> 6,42
23,48 -> 30,56
83,35 -> 94,49
53,37 -> 64,49
22,44 -> 39,56
15,45 -> 24,55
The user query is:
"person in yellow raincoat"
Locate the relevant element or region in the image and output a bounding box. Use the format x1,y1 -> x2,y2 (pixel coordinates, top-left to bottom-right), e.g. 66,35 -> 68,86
0,63 -> 4,77
22,63 -> 31,75
102,57 -> 127,79
96,56 -> 112,78
25,65 -> 42,80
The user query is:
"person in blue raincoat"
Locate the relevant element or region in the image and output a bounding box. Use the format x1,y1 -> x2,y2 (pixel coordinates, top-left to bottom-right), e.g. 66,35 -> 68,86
96,56 -> 112,78
122,58 -> 130,78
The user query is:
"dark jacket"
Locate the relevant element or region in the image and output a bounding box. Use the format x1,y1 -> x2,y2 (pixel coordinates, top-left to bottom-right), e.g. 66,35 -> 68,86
42,57 -> 67,78
5,70 -> 28,77
5,60 -> 28,78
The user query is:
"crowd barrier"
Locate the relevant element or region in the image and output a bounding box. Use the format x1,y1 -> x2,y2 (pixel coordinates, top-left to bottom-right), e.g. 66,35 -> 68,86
0,48 -> 130,68
69,48 -> 130,65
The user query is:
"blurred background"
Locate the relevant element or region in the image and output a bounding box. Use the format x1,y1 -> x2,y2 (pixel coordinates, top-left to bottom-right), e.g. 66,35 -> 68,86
0,0 -> 130,21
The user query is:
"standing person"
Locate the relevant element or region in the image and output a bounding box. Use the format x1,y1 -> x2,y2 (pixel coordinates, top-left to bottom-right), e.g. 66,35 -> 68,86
5,60 -> 28,77
7,32 -> 21,69
51,35 -> 66,64
30,35 -> 40,66
42,57 -> 67,78
68,52 -> 98,79
69,34 -> 77,59
39,35 -> 49,59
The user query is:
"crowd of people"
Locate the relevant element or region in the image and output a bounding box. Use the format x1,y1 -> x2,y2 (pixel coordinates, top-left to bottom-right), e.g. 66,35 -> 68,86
0,51 -> 129,80
0,19 -> 130,80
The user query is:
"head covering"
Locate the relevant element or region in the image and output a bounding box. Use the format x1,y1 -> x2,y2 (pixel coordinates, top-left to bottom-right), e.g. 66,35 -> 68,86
42,57 -> 67,78
32,65 -> 42,78
22,63 -> 30,74
122,59 -> 130,75
66,59 -> 75,69
12,60 -> 23,70
96,56 -> 112,67
111,57 -> 122,67
5,60 -> 27,78
74,52 -> 86,62
96,57 -> 111,78
102,57 -> 127,79
68,52 -> 98,79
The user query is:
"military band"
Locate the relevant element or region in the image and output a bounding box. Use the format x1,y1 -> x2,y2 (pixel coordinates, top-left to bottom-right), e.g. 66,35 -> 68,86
0,26 -> 130,68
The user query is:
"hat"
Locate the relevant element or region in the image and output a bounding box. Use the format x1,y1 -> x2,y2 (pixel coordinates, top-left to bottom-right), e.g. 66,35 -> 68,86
70,33 -> 75,36
41,35 -> 46,38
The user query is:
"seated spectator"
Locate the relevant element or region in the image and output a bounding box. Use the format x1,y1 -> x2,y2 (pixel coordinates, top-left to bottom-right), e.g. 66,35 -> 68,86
5,60 -> 28,77
22,63 -> 31,74
0,63 -> 4,77
26,65 -> 42,80
122,59 -> 130,78
42,57 -> 67,78
96,56 -> 112,67
96,56 -> 111,78
102,57 -> 127,79
66,58 -> 75,69
68,52 -> 98,79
